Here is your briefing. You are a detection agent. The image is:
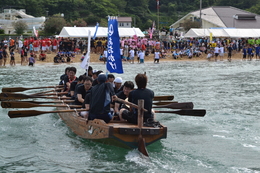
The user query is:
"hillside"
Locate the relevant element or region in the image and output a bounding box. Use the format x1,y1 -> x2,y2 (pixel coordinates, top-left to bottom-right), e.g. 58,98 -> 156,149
1,0 -> 260,31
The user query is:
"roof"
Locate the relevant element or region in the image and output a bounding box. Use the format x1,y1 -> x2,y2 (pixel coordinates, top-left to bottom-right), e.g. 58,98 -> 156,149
171,6 -> 260,29
117,17 -> 132,22
58,27 -> 145,38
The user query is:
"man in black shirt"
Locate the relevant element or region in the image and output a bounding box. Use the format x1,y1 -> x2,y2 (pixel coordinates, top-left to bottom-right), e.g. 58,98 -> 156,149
121,74 -> 154,124
114,81 -> 134,117
74,76 -> 93,105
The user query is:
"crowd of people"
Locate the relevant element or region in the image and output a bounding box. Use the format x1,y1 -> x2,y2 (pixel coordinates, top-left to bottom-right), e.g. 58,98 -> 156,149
59,66 -> 154,124
1,35 -> 260,67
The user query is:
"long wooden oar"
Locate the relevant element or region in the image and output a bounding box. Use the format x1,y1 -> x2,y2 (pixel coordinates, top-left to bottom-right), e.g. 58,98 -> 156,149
6,100 -> 75,104
153,102 -> 194,110
153,95 -> 174,101
32,92 -> 68,96
2,85 -> 64,92
8,109 -> 87,118
32,88 -> 63,95
153,101 -> 178,105
0,93 -> 70,100
1,101 -> 82,109
155,110 -> 206,117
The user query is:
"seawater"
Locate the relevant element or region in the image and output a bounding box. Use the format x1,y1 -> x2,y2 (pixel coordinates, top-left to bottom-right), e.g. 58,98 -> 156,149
0,60 -> 260,173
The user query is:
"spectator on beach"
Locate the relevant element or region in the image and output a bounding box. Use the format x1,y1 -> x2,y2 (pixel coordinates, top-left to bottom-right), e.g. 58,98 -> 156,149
28,54 -> 35,66
154,49 -> 161,63
10,49 -> 15,66
227,44 -> 233,62
138,50 -> 145,63
39,51 -> 46,61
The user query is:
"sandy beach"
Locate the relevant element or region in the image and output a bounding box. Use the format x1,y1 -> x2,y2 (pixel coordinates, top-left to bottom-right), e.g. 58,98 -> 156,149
2,50 -> 246,66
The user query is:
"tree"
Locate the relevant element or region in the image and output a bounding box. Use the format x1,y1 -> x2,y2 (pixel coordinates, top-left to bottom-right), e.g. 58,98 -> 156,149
70,18 -> 87,27
44,15 -> 67,35
12,21 -> 28,35
0,28 -> 4,34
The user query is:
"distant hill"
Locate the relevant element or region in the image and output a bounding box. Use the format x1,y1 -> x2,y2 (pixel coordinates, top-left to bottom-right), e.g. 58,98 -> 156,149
1,0 -> 259,30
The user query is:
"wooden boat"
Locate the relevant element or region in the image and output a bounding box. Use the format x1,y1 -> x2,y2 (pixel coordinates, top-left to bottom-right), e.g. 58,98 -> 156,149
56,102 -> 167,155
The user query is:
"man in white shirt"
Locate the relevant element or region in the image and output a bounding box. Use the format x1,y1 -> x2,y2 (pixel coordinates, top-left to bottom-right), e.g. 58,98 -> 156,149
214,45 -> 221,61
138,51 -> 145,63
129,48 -> 135,64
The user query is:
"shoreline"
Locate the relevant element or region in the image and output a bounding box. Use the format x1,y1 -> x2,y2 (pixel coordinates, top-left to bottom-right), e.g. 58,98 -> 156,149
1,51 -> 248,67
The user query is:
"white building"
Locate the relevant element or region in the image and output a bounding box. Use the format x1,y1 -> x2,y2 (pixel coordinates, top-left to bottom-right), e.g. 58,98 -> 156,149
0,9 -> 46,34
170,6 -> 260,32
117,17 -> 132,28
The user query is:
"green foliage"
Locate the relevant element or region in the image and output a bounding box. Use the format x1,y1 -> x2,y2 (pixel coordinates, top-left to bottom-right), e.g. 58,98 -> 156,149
1,0 -> 259,31
12,21 -> 28,35
70,18 -> 87,27
0,29 -> 4,34
44,16 -> 67,35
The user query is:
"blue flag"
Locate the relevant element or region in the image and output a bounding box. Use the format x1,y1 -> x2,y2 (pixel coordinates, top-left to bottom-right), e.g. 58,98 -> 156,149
93,22 -> 99,40
106,17 -> 124,74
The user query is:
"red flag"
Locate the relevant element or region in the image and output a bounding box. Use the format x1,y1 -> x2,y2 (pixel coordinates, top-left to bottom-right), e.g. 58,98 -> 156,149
157,0 -> 159,9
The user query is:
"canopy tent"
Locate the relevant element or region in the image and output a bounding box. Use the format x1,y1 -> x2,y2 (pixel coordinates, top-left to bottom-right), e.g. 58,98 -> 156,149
184,28 -> 260,38
58,27 -> 145,38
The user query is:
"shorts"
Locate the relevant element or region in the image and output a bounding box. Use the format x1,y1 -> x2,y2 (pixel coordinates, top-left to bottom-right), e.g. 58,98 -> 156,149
122,110 -> 137,124
215,53 -> 219,57
122,110 -> 154,124
34,47 -> 40,51
29,62 -> 34,66
140,59 -> 144,63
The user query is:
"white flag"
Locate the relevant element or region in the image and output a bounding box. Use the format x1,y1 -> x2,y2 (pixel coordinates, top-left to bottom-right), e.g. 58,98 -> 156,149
80,30 -> 91,70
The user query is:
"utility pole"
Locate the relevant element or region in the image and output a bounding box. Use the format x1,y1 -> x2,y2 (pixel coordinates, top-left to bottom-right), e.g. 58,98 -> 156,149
200,0 -> 202,28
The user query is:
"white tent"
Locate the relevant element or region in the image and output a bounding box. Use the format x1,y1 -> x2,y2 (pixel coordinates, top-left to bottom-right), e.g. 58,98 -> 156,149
184,28 -> 260,38
58,27 -> 145,38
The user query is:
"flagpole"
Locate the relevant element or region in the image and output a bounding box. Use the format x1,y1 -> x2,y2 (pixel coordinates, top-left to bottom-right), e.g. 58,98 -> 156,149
157,0 -> 159,30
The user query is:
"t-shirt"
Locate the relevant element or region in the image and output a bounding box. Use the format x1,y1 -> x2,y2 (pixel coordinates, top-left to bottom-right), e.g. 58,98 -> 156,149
128,88 -> 154,121
75,84 -> 91,105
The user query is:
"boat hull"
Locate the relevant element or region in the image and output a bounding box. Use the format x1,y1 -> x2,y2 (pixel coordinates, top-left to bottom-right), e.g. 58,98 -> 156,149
57,107 -> 167,149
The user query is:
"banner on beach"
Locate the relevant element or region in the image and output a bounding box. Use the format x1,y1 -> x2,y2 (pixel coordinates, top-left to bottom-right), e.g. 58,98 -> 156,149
80,30 -> 91,70
93,22 -> 99,40
106,17 -> 124,74
33,26 -> 38,38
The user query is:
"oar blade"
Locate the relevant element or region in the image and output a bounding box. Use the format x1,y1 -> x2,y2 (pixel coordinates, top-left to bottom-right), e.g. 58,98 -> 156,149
138,136 -> 149,157
8,110 -> 46,118
155,109 -> 206,117
153,101 -> 178,105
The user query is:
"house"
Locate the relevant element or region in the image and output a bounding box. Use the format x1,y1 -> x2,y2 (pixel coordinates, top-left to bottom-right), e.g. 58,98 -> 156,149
0,9 -> 45,34
170,6 -> 260,32
117,17 -> 132,28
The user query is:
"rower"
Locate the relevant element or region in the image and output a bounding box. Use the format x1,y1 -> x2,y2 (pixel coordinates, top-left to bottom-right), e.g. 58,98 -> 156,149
64,67 -> 77,93
85,73 -> 117,123
120,74 -> 154,124
70,75 -> 86,100
74,76 -> 93,106
113,77 -> 123,93
113,81 -> 134,120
